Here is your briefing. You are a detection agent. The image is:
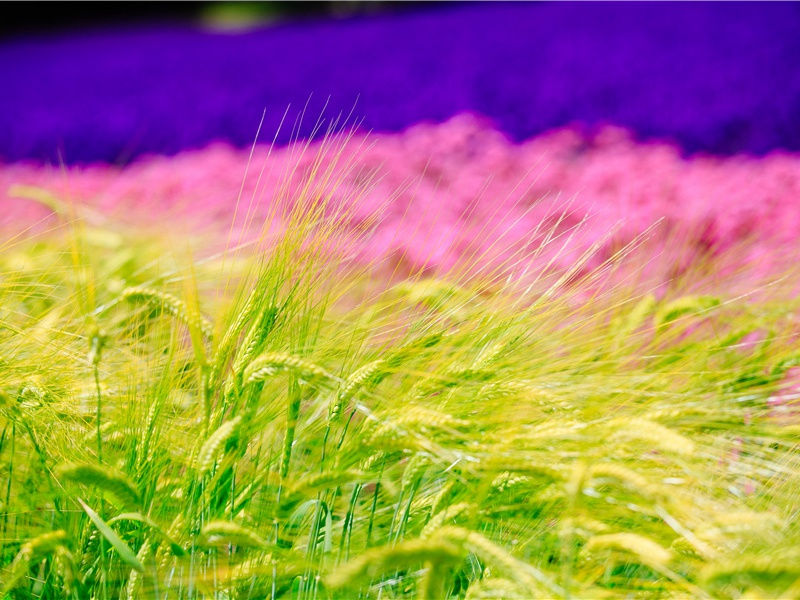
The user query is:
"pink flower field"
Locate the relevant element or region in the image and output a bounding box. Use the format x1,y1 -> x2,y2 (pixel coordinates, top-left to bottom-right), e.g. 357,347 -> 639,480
4,115 -> 800,285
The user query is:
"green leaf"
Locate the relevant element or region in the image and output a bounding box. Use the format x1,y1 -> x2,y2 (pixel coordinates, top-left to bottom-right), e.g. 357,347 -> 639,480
77,497 -> 144,572
109,511 -> 185,556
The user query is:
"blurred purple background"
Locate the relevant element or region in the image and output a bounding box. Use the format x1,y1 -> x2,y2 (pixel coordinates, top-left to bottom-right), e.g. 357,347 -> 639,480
1,2 -> 799,164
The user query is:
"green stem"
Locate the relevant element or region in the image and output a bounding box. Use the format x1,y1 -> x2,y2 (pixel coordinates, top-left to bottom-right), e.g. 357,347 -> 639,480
366,459 -> 385,549
280,377 -> 301,479
1,423 -> 15,555
94,364 -> 103,463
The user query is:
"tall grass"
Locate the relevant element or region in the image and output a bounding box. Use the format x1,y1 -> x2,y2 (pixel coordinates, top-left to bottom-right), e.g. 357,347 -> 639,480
2,138 -> 800,599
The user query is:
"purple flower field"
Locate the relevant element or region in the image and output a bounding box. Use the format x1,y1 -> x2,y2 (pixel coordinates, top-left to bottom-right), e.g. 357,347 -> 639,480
2,2 -> 799,164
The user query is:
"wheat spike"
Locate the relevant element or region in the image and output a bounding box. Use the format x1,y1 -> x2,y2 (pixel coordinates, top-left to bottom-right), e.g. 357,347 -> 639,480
53,546 -> 78,593
401,453 -> 431,490
230,556 -> 275,581
243,351 -> 334,386
122,286 -> 213,338
587,463 -> 664,501
156,513 -> 186,572
671,536 -> 703,559
422,502 -> 472,538
396,278 -> 464,311
231,306 -> 279,377
437,526 -> 562,596
0,389 -> 15,414
325,536 -> 463,590
201,520 -> 269,549
479,380 -> 556,404
2,530 -> 69,593
288,469 -> 366,495
427,480 -> 456,517
701,548 -> 800,588
341,359 -> 386,398
369,419 -> 409,447
655,295 -> 720,329
125,539 -> 152,600
465,577 -> 526,599
57,463 -> 141,508
479,455 -> 562,481
331,358 -> 386,419
615,294 -> 657,338
479,380 -> 530,400
608,417 -> 696,455
568,516 -> 612,537
196,415 -> 242,475
396,405 -> 468,430
444,365 -> 495,384
582,532 -> 672,569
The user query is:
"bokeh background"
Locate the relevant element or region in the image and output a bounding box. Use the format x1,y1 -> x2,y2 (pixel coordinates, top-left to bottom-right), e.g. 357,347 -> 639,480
3,1 -> 800,279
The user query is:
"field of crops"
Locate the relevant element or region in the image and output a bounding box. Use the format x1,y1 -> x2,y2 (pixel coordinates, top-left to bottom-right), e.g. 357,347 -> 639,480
2,136 -> 800,598
3,3 -> 800,599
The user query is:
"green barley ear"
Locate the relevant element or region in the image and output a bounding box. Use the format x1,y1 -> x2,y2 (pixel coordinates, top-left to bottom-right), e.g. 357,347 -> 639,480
701,548 -> 800,589
155,513 -> 187,572
396,278 -> 467,317
610,293 -> 656,348
368,418 -> 421,451
421,502 -> 473,538
478,380 -> 533,401
442,527 -> 561,594
437,527 -> 562,596
210,279 -> 269,387
401,453 -> 431,491
565,461 -> 588,501
623,293 -> 657,332
332,358 -> 386,419
607,417 -> 695,455
582,532 -> 672,570
124,539 -> 152,600
242,351 -> 334,387
478,455 -> 562,481
231,306 -> 279,378
2,530 -> 70,593
54,546 -> 79,594
654,295 -> 720,329
201,520 -> 269,549
228,557 -> 276,584
429,480 -> 457,517
121,286 -> 213,339
670,536 -> 703,560
288,469 -> 367,495
569,516 -> 613,537
490,472 -> 531,496
324,535 -> 464,591
443,363 -> 495,386
18,384 -> 48,407
465,577 -> 527,600
587,463 -> 664,501
196,415 -> 242,475
57,463 -> 141,508
396,405 -> 469,430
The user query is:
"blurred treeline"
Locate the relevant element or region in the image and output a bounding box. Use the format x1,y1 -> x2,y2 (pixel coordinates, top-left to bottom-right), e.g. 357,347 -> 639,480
0,1 -> 438,38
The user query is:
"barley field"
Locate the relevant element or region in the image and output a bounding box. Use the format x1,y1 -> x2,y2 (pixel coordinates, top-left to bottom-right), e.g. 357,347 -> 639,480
3,4 -> 800,599
3,152 -> 800,598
